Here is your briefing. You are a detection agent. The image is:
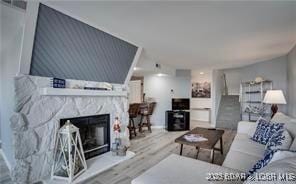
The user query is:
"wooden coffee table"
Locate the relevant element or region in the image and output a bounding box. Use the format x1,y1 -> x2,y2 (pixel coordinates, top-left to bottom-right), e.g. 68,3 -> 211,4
175,127 -> 224,163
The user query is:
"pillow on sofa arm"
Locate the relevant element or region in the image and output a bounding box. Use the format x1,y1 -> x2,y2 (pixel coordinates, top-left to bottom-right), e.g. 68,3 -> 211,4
264,130 -> 292,156
251,118 -> 284,145
245,150 -> 296,184
247,149 -> 296,176
247,149 -> 275,176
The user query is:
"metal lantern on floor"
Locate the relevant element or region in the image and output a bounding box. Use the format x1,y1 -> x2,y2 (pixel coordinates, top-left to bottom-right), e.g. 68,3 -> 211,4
51,120 -> 87,183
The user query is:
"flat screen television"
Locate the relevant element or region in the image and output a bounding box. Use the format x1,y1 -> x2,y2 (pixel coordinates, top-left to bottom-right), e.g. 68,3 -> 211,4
172,98 -> 190,110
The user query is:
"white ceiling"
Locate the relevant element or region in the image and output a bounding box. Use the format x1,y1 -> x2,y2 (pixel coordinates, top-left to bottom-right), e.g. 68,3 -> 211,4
46,1 -> 296,70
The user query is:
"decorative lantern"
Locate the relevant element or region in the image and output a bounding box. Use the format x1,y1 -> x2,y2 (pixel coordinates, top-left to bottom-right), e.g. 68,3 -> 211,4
51,120 -> 87,183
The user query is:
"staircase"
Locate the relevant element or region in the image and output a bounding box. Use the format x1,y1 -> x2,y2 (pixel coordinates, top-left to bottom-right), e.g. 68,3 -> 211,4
216,95 -> 241,130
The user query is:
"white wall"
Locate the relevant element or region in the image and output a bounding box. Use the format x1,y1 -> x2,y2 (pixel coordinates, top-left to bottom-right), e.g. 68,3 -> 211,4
143,70 -> 191,127
191,70 -> 212,122
133,51 -> 176,76
288,45 -> 296,118
0,3 -> 25,166
222,56 -> 288,113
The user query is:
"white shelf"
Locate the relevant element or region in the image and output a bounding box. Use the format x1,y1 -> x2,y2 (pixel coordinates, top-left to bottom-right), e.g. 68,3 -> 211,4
39,87 -> 127,97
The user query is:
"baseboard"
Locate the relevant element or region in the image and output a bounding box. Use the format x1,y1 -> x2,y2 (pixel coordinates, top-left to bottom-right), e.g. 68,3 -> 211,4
0,149 -> 12,171
151,125 -> 165,129
191,118 -> 210,122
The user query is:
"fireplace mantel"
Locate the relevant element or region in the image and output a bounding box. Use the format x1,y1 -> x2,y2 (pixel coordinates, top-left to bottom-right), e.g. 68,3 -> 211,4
39,87 -> 128,97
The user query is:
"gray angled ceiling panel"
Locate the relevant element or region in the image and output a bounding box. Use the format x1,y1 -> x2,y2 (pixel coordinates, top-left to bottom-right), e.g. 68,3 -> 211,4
30,3 -> 138,84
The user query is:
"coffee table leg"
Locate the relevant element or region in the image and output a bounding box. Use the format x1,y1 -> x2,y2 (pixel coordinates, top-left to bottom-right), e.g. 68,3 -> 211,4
180,144 -> 183,155
196,147 -> 199,159
220,137 -> 223,155
211,149 -> 215,163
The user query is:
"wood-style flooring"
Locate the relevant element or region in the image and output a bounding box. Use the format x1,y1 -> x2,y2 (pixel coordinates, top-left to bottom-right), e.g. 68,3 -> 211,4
0,150 -> 12,184
0,124 -> 236,184
85,126 -> 236,184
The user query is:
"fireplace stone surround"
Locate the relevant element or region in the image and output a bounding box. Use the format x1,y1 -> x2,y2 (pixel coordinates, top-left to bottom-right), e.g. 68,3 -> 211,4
9,75 -> 129,183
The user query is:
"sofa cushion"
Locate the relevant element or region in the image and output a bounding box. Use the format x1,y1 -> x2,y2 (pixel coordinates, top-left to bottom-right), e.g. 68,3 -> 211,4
223,149 -> 262,172
251,118 -> 284,145
231,134 -> 266,157
237,121 -> 257,136
247,122 -> 258,138
132,154 -> 243,184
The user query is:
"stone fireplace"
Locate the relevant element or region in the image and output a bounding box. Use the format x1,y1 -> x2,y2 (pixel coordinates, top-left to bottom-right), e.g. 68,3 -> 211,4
10,75 -> 129,183
60,114 -> 110,160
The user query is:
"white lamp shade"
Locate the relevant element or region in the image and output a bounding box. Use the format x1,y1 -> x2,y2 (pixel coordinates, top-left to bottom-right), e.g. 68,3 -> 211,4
263,90 -> 287,104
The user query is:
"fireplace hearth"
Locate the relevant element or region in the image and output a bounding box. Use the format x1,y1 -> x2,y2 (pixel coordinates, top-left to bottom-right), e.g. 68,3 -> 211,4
60,114 -> 110,160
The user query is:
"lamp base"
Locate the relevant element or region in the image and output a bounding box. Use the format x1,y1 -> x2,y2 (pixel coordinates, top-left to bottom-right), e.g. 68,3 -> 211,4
271,104 -> 278,118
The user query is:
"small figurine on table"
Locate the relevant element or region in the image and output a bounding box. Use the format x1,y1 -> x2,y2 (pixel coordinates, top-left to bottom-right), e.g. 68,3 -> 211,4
113,117 -> 121,139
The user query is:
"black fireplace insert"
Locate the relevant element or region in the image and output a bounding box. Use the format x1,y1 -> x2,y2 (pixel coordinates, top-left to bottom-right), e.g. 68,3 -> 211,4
60,114 -> 110,160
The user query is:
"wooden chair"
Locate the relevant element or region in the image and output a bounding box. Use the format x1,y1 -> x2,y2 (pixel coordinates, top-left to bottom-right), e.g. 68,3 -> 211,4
139,102 -> 156,133
128,103 -> 140,139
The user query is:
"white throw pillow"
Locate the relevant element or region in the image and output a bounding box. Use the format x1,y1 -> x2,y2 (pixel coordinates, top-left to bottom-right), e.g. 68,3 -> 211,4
285,122 -> 296,140
290,139 -> 296,151
271,112 -> 294,124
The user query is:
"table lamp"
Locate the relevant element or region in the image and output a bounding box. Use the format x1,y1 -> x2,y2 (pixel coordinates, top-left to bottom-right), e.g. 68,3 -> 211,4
263,90 -> 287,118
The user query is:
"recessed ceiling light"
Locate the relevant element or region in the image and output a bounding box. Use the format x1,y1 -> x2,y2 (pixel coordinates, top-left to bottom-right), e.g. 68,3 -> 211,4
157,73 -> 167,77
133,67 -> 139,71
200,72 -> 204,75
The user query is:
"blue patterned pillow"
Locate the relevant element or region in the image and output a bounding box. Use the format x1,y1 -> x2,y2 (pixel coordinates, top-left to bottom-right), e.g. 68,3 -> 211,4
251,118 -> 284,145
264,130 -> 292,156
248,149 -> 276,175
264,130 -> 285,156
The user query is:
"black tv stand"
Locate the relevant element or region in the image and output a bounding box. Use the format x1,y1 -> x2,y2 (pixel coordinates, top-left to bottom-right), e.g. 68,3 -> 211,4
165,110 -> 190,131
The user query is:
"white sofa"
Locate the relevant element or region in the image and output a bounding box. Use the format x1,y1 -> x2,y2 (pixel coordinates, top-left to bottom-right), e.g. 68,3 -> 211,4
132,113 -> 296,184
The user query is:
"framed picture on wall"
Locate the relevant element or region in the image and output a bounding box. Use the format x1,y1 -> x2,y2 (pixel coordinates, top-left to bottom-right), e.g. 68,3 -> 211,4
192,82 -> 211,98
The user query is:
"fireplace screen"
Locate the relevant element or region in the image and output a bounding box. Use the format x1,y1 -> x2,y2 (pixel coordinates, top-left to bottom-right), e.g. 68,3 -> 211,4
60,114 -> 110,160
